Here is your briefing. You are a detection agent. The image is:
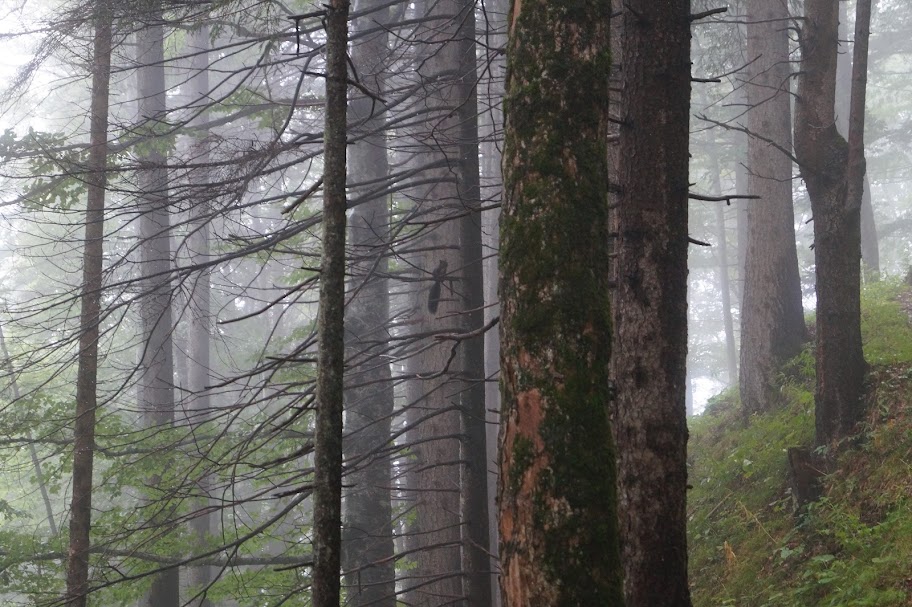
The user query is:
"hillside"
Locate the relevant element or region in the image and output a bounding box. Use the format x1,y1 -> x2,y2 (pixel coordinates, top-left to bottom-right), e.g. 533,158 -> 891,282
688,280 -> 912,606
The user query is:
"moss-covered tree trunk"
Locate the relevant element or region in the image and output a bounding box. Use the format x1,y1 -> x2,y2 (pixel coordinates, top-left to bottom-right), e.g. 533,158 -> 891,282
740,0 -> 806,416
794,0 -> 867,446
498,2 -> 622,605
613,0 -> 693,605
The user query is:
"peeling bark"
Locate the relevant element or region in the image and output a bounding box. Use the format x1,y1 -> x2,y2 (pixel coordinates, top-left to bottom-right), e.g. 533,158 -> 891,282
498,2 -> 622,605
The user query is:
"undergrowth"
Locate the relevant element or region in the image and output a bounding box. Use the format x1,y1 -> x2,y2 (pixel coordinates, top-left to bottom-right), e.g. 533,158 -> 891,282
689,279 -> 912,606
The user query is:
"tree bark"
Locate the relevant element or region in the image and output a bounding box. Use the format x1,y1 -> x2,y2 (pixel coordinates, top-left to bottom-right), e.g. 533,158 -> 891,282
341,0 -> 396,604
311,2 -> 350,606
65,2 -> 112,604
613,1 -> 693,605
837,1 -> 880,282
794,0 -> 867,446
498,2 -> 623,606
454,1 -> 492,604
739,0 -> 806,416
185,22 -> 214,607
480,2 -> 508,604
401,1 -> 478,602
708,149 -> 737,386
136,7 -> 180,603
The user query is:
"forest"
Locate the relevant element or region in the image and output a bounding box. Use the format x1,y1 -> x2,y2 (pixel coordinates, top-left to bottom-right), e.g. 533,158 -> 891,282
0,0 -> 909,606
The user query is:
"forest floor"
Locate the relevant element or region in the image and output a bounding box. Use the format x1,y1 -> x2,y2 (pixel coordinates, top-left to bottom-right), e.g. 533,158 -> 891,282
688,279 -> 912,607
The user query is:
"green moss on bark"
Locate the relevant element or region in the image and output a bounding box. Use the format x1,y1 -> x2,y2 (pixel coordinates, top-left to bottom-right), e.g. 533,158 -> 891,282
498,1 -> 622,605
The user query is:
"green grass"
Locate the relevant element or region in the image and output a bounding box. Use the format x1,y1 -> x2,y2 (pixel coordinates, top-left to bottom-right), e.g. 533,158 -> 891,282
689,280 -> 912,607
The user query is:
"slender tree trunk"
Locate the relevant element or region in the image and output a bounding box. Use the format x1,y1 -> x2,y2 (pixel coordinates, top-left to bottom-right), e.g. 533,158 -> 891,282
794,0 -> 867,446
708,150 -> 737,385
480,2 -> 508,604
311,1 -> 349,605
65,2 -> 112,604
454,1 -> 492,604
613,1 -> 693,605
498,2 -> 623,605
136,7 -> 179,604
0,325 -> 57,534
837,1 -> 880,281
341,0 -> 396,604
186,23 -> 214,607
739,0 -> 806,416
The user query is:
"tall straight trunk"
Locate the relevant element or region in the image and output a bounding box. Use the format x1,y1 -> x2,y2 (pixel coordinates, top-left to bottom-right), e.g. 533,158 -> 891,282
613,1 -> 692,605
401,0 -> 477,602
454,2 -> 492,604
311,1 -> 349,605
480,1 -> 508,604
734,88 -> 749,308
837,1 -> 880,281
65,2 -> 112,604
341,0 -> 396,605
136,8 -> 179,604
186,23 -> 214,607
498,1 -> 622,605
708,149 -> 737,385
794,0 -> 867,445
739,0 -> 806,416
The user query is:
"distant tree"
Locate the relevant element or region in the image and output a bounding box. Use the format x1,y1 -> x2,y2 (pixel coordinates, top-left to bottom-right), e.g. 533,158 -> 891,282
739,0 -> 806,416
613,0 -> 693,605
135,4 -> 180,603
498,1 -> 622,605
794,0 -> 871,445
341,0 -> 396,604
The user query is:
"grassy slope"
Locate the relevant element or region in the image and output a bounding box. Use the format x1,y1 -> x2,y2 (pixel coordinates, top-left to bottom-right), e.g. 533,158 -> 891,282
689,280 -> 912,607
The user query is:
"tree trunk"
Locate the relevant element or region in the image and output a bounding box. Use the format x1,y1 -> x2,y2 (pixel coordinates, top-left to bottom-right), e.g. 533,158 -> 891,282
613,1 -> 693,605
454,1 -> 492,604
136,7 -> 180,603
480,2 -> 508,604
341,0 -> 396,604
739,0 -> 806,416
837,1 -> 880,281
794,0 -> 867,446
498,2 -> 623,605
735,86 -> 749,308
311,1 -> 350,605
708,150 -> 737,386
186,22 -> 214,607
65,2 -> 112,604
401,0 -> 478,602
